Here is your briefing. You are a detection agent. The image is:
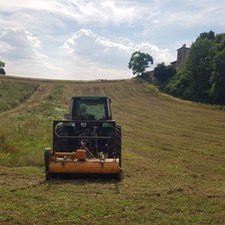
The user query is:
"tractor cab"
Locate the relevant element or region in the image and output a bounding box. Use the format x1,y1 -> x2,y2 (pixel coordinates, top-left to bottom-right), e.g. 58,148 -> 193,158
64,96 -> 112,120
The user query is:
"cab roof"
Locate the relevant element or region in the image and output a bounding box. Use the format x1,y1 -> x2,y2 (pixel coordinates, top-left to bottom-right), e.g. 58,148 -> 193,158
71,96 -> 111,101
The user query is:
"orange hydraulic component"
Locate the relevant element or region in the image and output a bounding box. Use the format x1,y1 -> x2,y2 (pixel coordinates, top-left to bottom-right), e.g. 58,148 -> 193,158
55,150 -> 86,160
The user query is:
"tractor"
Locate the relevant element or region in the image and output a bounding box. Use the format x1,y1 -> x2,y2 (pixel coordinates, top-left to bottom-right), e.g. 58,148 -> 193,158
44,96 -> 122,180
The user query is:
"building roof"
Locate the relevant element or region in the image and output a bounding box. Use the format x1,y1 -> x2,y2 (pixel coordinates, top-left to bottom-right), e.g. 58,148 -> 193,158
177,44 -> 190,51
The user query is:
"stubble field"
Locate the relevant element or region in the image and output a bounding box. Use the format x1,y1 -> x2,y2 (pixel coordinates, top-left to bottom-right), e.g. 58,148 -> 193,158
1,76 -> 225,225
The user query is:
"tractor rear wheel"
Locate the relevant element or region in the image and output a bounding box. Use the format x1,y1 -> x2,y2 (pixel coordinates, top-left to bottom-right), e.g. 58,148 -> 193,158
44,148 -> 52,180
116,125 -> 122,167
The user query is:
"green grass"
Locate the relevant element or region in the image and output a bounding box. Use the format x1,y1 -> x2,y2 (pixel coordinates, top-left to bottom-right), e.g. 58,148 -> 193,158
0,79 -> 39,112
1,77 -> 225,224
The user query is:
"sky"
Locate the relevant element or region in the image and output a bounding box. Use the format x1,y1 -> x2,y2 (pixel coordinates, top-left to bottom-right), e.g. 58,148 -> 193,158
0,0 -> 224,80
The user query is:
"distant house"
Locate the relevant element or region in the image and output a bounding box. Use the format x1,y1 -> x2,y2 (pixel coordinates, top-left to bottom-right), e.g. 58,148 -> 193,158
140,70 -> 154,82
171,44 -> 190,67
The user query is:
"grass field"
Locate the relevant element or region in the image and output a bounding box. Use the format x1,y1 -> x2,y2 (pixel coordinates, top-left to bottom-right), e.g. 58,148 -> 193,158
1,76 -> 225,225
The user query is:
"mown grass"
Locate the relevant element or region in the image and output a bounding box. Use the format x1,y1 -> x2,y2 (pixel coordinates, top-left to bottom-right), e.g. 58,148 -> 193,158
1,77 -> 225,224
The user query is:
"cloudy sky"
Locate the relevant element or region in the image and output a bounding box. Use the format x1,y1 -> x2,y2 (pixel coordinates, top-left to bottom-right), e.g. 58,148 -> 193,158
0,0 -> 224,80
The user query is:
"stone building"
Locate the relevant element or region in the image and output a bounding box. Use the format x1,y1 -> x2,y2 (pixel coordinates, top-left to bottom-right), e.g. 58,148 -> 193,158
171,44 -> 190,67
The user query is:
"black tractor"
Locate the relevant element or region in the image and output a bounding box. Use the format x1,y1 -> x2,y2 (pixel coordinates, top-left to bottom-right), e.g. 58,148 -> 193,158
44,96 -> 122,180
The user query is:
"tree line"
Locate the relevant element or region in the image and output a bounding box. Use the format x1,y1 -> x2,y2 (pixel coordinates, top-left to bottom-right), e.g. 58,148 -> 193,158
128,31 -> 225,105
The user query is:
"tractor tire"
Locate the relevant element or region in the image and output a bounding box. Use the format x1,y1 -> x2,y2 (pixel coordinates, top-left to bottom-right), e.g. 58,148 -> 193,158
115,125 -> 122,167
44,148 -> 52,180
116,170 -> 123,181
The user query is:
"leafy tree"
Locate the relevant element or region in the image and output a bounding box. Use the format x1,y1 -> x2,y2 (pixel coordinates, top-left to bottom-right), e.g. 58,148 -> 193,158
128,51 -> 153,76
154,63 -> 176,83
198,30 -> 215,41
166,31 -> 225,105
210,34 -> 225,104
0,60 -> 5,68
166,32 -> 215,103
184,38 -> 214,102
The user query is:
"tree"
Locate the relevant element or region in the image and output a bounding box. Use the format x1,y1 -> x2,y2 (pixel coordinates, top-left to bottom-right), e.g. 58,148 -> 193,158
198,30 -> 215,41
0,60 -> 5,68
128,51 -> 153,76
166,32 -> 215,103
154,63 -> 176,83
209,33 -> 225,104
166,31 -> 225,105
184,37 -> 214,102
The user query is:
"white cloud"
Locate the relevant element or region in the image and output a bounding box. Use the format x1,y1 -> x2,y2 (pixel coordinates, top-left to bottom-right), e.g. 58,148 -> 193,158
64,29 -> 131,68
0,27 -> 43,60
64,29 -> 173,71
0,0 -> 157,29
1,1 -> 224,32
0,26 -> 173,80
135,43 -> 173,65
0,0 -> 52,11
0,27 -> 55,77
52,0 -> 155,26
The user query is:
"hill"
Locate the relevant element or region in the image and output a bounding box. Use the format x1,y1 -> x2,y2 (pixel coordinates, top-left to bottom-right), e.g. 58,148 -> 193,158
1,76 -> 225,225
